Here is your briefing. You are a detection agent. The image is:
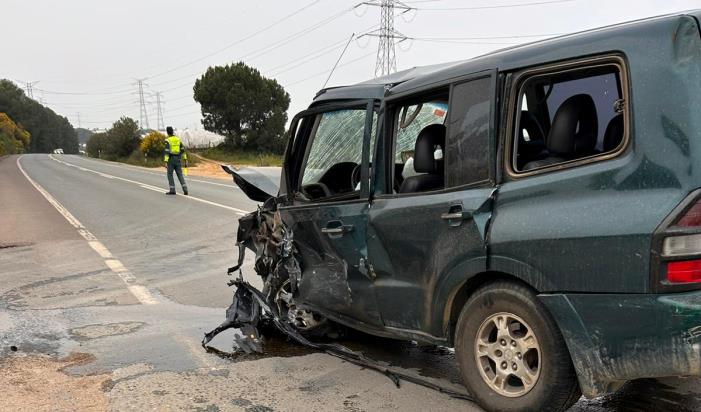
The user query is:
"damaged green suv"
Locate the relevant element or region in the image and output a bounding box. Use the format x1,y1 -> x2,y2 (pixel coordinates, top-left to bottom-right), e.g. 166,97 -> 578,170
215,11 -> 701,412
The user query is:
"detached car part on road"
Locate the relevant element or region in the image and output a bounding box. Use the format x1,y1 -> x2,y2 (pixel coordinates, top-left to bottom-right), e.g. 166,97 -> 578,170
208,11 -> 701,412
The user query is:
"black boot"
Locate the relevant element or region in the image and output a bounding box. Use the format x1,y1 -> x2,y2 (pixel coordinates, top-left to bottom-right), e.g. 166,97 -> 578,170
165,191 -> 176,195
183,187 -> 189,196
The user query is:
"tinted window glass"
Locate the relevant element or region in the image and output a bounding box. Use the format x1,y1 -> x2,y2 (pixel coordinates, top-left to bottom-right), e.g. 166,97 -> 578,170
544,73 -> 619,151
514,65 -> 624,172
446,77 -> 491,187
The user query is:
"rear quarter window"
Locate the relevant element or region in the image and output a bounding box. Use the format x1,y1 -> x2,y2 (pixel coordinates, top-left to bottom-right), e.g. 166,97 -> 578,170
510,58 -> 628,175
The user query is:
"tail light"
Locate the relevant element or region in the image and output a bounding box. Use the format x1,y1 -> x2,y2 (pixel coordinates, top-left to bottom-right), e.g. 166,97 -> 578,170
653,191 -> 701,292
666,259 -> 701,284
663,233 -> 701,257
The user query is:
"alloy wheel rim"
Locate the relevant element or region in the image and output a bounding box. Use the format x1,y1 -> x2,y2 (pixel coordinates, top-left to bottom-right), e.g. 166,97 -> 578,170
474,312 -> 541,397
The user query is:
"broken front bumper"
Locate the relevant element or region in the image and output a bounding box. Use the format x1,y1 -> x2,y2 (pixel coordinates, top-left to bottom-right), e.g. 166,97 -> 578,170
540,290 -> 701,398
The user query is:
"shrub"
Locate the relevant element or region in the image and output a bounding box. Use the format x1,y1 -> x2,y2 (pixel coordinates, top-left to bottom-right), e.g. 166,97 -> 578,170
0,112 -> 30,155
86,132 -> 108,158
105,117 -> 140,159
140,131 -> 166,159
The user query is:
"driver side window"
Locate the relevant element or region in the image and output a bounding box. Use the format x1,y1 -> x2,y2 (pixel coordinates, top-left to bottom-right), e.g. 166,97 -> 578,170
299,109 -> 367,200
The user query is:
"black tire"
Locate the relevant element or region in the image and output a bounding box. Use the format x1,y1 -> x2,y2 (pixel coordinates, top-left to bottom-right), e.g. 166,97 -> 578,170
454,281 -> 581,412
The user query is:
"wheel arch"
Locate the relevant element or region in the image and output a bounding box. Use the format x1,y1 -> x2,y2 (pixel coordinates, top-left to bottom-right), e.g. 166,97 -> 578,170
441,271 -> 538,346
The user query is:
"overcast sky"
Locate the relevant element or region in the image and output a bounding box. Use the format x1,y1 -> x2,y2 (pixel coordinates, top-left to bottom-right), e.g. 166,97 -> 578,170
3,0 -> 700,131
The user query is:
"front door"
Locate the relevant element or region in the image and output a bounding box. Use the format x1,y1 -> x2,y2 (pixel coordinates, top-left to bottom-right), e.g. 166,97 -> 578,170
368,73 -> 497,338
279,100 -> 383,327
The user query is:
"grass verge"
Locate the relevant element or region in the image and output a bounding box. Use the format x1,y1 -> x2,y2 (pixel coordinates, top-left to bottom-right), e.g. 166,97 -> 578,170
112,151 -> 201,168
195,147 -> 282,167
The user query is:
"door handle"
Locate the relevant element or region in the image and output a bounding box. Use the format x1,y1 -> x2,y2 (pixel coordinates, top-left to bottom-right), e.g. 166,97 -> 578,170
440,212 -> 464,220
322,220 -> 354,237
441,205 -> 473,226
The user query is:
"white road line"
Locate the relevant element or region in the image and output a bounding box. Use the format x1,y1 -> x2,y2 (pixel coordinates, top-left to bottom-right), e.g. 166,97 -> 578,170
17,155 -> 159,305
75,155 -> 237,188
50,155 -> 248,216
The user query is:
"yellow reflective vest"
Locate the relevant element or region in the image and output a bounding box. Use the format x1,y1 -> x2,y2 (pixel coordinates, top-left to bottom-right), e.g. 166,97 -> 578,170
164,135 -> 188,162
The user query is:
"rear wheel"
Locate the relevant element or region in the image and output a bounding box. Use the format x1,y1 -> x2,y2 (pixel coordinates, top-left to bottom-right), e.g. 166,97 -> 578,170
454,281 -> 581,412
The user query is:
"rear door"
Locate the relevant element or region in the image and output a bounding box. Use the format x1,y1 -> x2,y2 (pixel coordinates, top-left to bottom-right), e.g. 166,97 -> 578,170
368,72 -> 497,337
279,100 -> 383,327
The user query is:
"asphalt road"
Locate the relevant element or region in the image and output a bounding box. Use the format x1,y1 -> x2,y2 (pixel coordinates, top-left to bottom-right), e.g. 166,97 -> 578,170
1,154 -> 699,411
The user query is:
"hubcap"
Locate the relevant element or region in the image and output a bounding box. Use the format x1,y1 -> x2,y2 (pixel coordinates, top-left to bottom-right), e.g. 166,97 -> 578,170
474,312 -> 541,397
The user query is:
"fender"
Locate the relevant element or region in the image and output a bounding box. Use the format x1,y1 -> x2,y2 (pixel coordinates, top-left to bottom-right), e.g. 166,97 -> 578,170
429,256 -> 486,338
431,255 -> 557,339
488,255 -> 558,292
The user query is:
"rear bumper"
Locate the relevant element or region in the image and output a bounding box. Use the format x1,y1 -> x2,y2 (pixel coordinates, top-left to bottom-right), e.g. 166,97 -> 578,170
540,290 -> 701,398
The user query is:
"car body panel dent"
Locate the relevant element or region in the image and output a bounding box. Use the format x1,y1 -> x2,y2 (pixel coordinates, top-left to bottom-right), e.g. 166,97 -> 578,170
368,187 -> 495,335
279,200 -> 384,327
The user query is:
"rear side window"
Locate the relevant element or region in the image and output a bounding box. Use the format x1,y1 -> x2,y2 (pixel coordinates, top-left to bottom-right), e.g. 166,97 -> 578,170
512,62 -> 626,173
395,102 -> 448,164
446,77 -> 491,187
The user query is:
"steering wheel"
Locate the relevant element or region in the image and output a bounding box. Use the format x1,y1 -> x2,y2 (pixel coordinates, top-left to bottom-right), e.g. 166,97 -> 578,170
301,182 -> 331,200
351,164 -> 361,190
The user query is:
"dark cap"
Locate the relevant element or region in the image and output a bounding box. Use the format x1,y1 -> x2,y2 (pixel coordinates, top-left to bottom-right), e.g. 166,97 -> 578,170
166,126 -> 174,135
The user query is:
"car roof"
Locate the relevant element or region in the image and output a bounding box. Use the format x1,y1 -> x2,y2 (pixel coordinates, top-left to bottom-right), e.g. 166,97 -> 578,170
311,9 -> 701,104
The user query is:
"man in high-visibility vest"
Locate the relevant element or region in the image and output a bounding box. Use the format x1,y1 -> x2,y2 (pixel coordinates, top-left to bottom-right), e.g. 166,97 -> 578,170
164,126 -> 189,195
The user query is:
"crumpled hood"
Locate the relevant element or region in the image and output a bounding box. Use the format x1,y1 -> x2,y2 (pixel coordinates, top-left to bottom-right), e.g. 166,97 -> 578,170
221,165 -> 279,202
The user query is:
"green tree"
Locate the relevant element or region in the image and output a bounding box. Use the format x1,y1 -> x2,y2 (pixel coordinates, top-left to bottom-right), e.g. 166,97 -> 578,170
86,132 -> 108,158
0,79 -> 79,154
105,117 -> 140,159
193,62 -> 290,153
140,130 -> 166,159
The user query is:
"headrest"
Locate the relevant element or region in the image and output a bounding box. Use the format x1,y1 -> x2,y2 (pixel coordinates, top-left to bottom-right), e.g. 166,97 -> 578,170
519,111 -> 545,143
414,124 -> 446,174
518,111 -> 546,158
547,94 -> 598,156
603,114 -> 624,152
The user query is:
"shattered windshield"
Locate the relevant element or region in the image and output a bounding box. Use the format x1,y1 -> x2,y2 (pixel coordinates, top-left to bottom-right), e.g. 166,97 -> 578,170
301,109 -> 367,184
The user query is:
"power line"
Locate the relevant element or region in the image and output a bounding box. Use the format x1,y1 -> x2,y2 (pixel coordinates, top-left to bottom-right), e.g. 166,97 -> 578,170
150,5 -> 362,92
144,0 -> 324,80
412,0 -> 574,11
413,39 -> 520,45
416,33 -> 563,40
32,86 -> 133,96
361,1 -> 413,77
286,49 -> 378,87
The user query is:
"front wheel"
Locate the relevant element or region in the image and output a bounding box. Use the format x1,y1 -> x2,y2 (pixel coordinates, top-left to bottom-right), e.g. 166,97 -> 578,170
454,281 -> 581,412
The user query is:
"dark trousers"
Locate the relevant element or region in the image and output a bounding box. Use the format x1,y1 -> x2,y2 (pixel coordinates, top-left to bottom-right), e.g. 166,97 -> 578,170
167,158 -> 187,193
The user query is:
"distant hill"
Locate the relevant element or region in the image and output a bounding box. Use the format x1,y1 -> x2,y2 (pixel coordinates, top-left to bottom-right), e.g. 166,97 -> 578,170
76,128 -> 93,144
